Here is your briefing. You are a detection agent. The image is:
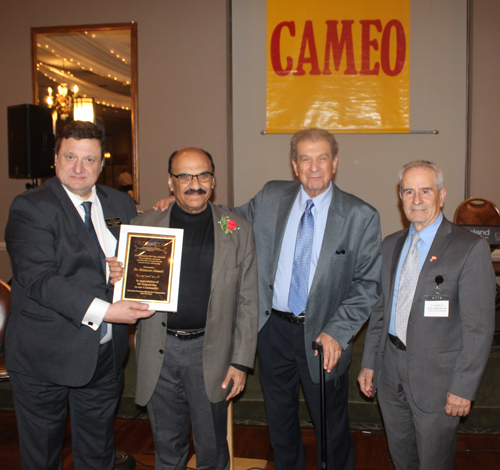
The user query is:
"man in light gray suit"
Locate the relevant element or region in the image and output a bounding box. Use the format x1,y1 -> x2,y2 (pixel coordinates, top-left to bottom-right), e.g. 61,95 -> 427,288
232,129 -> 382,470
358,160 -> 496,470
126,148 -> 258,470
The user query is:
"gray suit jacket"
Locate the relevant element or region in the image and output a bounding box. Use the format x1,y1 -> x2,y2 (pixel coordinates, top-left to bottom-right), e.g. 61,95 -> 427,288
234,180 -> 382,383
361,217 -> 496,412
133,202 -> 258,405
4,177 -> 137,386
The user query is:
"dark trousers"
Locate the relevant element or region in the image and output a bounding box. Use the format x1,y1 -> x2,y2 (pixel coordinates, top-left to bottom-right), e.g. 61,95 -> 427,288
146,334 -> 229,470
258,312 -> 354,470
10,341 -> 122,470
377,339 -> 459,470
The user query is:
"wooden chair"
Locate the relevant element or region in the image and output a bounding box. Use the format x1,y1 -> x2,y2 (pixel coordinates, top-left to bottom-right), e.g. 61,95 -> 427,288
0,280 -> 11,382
453,197 -> 500,253
187,400 -> 267,470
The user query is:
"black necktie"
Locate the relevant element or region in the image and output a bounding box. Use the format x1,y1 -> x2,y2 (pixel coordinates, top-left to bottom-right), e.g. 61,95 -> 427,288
81,201 -> 108,338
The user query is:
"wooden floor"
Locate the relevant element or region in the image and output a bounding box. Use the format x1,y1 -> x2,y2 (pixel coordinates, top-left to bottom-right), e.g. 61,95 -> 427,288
1,412 -> 499,469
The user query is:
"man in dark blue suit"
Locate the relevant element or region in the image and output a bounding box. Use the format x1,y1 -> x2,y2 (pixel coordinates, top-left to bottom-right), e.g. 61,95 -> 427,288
4,121 -> 154,470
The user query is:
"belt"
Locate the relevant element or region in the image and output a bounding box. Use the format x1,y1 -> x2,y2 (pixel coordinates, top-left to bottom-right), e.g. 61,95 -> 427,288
272,309 -> 305,325
388,333 -> 406,351
166,328 -> 205,340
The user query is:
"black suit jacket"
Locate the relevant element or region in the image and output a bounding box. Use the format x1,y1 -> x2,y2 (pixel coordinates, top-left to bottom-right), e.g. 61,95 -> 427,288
4,177 -> 137,387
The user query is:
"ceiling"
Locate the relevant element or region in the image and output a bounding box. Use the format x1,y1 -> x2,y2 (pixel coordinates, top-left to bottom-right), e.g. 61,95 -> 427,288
35,29 -> 132,113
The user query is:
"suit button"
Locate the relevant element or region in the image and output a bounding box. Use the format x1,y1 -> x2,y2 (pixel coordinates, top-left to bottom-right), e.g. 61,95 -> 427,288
162,322 -> 166,327
159,349 -> 164,354
269,285 -> 273,289
265,311 -> 270,315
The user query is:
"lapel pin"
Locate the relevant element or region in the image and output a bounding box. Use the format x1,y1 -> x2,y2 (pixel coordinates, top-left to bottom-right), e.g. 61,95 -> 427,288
430,256 -> 437,262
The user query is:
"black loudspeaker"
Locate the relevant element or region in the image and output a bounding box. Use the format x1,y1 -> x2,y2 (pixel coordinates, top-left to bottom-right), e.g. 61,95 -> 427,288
7,104 -> 56,179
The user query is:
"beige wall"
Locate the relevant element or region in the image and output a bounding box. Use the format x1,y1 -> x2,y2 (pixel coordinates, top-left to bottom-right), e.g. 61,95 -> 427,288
0,0 -> 230,281
1,0 -> 499,283
232,0 -> 469,238
469,0 -> 500,204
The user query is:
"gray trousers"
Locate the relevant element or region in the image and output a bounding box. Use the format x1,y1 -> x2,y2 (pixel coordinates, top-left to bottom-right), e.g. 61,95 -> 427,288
147,334 -> 229,470
377,338 -> 460,470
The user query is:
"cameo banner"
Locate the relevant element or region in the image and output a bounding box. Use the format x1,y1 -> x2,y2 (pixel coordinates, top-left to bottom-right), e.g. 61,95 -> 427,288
266,0 -> 410,133
113,225 -> 184,312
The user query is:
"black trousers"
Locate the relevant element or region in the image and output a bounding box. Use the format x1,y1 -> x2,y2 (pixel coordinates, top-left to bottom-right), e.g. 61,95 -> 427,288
10,341 -> 123,470
258,312 -> 354,470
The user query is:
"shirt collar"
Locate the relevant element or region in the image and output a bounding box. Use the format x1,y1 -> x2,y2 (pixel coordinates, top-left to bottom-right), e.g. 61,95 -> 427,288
61,183 -> 98,208
409,212 -> 443,246
298,182 -> 333,213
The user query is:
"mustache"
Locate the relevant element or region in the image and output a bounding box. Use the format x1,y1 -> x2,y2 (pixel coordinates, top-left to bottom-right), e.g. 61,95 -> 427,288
184,188 -> 207,195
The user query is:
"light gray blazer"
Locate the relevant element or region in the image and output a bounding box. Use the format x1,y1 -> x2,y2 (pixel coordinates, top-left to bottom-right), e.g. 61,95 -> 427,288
133,202 -> 258,405
361,217 -> 496,412
234,180 -> 382,383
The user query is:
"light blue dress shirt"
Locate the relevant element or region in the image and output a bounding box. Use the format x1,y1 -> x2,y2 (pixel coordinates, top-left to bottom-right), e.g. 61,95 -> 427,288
272,183 -> 333,312
389,212 -> 443,335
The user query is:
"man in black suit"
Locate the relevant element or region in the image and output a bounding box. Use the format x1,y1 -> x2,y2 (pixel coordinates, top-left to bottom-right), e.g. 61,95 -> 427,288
4,121 -> 154,470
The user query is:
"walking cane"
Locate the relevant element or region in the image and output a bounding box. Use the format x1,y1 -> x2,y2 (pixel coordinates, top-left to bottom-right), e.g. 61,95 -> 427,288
312,341 -> 327,469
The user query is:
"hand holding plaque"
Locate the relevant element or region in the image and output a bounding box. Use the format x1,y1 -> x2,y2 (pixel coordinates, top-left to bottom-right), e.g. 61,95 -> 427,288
112,225 -> 184,312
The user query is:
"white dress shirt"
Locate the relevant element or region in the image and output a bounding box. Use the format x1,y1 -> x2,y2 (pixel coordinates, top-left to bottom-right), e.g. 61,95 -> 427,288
62,185 -> 117,342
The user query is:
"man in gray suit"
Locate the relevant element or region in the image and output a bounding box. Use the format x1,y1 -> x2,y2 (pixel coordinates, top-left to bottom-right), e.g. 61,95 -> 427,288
358,160 -> 496,470
125,148 -> 258,470
232,129 -> 382,470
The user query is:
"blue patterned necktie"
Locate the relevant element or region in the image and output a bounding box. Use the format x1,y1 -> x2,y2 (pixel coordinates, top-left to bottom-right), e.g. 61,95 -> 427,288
81,201 -> 108,338
288,199 -> 315,316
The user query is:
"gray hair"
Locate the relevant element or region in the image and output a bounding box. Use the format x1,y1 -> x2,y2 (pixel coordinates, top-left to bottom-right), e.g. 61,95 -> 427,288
399,160 -> 444,192
290,128 -> 339,162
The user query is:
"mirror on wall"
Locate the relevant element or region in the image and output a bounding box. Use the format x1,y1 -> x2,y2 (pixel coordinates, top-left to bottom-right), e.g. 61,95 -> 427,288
31,23 -> 139,202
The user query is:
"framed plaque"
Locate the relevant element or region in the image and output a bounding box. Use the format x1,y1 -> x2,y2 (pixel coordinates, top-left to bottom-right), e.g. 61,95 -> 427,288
113,225 -> 184,312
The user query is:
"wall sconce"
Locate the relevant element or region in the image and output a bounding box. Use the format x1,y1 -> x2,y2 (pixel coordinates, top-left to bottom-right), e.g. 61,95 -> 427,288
73,97 -> 95,123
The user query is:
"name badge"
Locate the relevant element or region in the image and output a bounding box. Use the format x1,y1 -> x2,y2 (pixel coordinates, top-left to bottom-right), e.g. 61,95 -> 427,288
424,295 -> 449,317
105,217 -> 122,228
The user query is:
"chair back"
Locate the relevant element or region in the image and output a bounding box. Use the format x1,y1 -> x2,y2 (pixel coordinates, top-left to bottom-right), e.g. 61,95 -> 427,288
454,197 -> 500,252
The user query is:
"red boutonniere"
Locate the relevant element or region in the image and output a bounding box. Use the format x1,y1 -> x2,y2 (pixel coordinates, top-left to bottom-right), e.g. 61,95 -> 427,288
219,215 -> 240,234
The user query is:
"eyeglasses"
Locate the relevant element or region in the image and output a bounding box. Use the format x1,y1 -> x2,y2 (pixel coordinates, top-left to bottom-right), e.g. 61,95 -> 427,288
169,171 -> 214,183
